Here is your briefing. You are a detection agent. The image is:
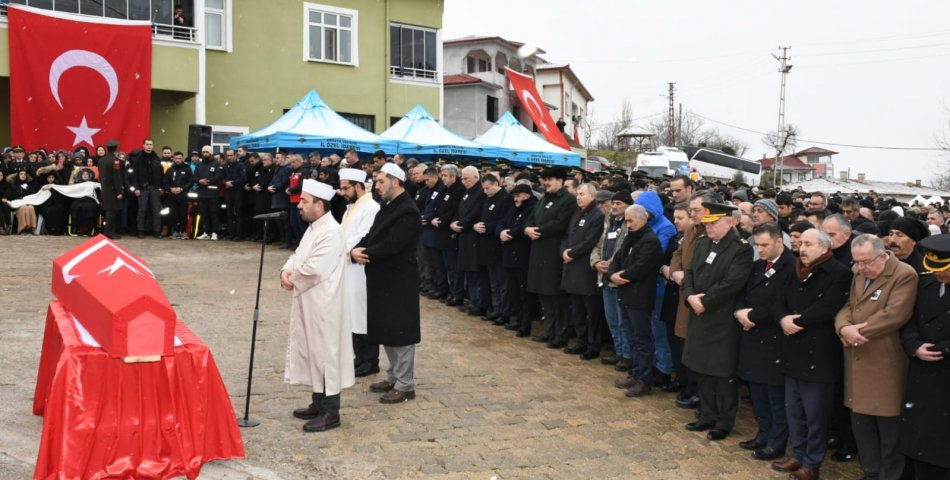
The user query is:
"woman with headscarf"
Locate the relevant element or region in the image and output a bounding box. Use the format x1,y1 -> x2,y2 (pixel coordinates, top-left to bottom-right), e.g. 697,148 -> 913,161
2,170 -> 39,234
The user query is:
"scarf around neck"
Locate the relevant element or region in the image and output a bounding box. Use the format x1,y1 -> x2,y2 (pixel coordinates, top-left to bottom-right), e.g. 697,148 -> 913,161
796,249 -> 833,281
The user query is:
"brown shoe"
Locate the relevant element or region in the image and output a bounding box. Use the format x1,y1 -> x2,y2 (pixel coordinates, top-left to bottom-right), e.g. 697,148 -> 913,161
292,404 -> 323,420
302,413 -> 340,432
625,380 -> 651,397
771,458 -> 802,473
379,389 -> 415,404
369,380 -> 395,393
614,376 -> 638,389
788,466 -> 819,480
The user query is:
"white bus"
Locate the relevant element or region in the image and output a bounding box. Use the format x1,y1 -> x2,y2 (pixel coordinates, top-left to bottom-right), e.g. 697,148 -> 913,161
635,147 -> 690,178
680,146 -> 761,186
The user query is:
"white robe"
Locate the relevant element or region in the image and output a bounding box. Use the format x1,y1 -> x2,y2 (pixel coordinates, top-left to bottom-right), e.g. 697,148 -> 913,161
340,192 -> 380,334
281,212 -> 355,395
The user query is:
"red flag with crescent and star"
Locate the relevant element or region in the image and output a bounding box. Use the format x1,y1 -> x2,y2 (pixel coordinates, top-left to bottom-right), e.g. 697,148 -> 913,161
504,67 -> 570,150
8,5 -> 151,152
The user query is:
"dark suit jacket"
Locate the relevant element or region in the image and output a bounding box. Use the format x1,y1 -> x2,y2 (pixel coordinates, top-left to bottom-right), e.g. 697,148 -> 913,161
735,249 -> 796,386
607,226 -> 663,309
454,183 -> 485,272
432,180 -> 464,250
477,188 -> 513,266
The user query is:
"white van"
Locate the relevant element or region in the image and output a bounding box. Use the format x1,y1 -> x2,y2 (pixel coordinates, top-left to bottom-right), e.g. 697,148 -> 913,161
634,146 -> 690,177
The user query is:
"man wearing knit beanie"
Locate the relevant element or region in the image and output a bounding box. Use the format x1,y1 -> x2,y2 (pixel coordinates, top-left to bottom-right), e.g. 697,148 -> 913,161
750,199 -> 790,260
888,217 -> 929,273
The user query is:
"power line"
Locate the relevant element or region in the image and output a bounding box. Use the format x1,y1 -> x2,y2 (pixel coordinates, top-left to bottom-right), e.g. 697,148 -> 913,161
797,52 -> 950,69
794,29 -> 950,48
688,112 -> 945,151
796,41 -> 950,58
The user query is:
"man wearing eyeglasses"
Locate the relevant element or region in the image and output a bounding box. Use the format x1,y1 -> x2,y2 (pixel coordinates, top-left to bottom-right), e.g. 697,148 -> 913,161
807,193 -> 827,212
835,234 -> 918,480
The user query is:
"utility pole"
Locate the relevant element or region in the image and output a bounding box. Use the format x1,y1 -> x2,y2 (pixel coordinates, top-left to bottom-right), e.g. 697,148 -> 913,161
677,103 -> 682,146
666,82 -> 676,146
772,46 -> 791,186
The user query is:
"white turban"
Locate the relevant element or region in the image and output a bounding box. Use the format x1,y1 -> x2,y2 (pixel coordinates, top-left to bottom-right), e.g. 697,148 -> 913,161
339,168 -> 367,183
302,179 -> 335,201
380,162 -> 406,181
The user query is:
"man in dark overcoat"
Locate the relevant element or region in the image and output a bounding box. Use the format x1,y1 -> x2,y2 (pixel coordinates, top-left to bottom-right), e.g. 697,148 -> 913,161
97,140 -> 125,239
682,202 -> 753,441
771,228 -> 853,480
352,163 -> 422,404
497,184 -> 537,336
525,167 -> 576,348
476,174 -> 513,325
898,233 -> 950,479
734,222 -> 796,461
431,164 -> 465,306
560,183 -> 605,358
450,166 -> 487,316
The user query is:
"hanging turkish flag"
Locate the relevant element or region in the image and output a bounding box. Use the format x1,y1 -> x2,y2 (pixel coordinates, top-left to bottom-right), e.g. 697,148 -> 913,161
505,67 -> 571,150
8,5 -> 151,152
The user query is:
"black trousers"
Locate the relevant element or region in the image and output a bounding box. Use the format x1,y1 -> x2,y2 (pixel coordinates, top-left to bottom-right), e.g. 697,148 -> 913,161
538,293 -> 569,341
695,372 -> 739,431
568,293 -> 603,354
167,194 -> 189,234
310,391 -> 340,417
424,246 -> 447,295
353,333 -> 379,369
197,197 -> 220,235
103,209 -> 120,237
225,188 -> 245,239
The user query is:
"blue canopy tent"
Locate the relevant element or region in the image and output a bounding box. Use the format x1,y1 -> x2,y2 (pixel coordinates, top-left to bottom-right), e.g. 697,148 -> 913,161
229,90 -> 397,154
382,104 -> 497,160
475,112 -> 581,167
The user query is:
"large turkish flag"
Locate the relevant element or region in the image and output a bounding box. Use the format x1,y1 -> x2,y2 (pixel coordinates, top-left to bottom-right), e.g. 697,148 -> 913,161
8,5 -> 151,152
505,67 -> 571,150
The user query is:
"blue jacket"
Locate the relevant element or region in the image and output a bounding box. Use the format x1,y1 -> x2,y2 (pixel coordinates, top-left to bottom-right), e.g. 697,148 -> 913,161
635,190 -> 677,297
421,180 -> 445,248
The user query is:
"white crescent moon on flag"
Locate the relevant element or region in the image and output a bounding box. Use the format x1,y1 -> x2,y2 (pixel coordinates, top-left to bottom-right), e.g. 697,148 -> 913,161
49,50 -> 119,114
520,90 -> 549,132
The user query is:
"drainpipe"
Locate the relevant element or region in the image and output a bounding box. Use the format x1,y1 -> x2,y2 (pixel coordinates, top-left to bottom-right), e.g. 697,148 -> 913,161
195,0 -> 206,124
383,0 -> 389,133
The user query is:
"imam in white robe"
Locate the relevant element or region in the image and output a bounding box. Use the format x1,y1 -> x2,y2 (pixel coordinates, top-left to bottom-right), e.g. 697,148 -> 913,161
340,192 -> 380,334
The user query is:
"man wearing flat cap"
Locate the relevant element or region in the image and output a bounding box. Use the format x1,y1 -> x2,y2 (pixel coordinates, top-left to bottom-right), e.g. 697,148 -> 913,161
835,234 -> 917,480
889,216 -> 929,273
283,179 -> 355,432
338,168 -> 381,378
525,167 -> 576,348
352,163 -> 423,404
682,201 -> 753,441
898,233 -> 950,479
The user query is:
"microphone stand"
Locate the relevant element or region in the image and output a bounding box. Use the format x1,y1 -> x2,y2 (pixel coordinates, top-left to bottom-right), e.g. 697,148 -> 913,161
237,217 -> 269,428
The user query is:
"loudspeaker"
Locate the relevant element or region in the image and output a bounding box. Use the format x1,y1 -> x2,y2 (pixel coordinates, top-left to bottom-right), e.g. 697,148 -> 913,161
187,124 -> 212,154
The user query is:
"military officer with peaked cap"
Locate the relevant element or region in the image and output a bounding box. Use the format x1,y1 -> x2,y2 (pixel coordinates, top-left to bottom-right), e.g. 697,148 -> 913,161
898,233 -> 950,479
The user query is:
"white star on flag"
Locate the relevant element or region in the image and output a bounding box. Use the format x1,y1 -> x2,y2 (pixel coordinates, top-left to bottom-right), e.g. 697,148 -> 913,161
66,116 -> 100,146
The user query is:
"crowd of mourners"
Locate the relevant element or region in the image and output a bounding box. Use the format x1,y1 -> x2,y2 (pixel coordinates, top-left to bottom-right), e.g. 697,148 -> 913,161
3,140 -> 950,480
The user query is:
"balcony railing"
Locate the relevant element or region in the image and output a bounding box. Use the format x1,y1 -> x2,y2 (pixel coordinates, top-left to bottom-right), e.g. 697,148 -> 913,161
0,1 -> 199,43
390,65 -> 438,81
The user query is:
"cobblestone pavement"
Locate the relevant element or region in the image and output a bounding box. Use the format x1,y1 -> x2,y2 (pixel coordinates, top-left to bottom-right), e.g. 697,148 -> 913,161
0,236 -> 862,479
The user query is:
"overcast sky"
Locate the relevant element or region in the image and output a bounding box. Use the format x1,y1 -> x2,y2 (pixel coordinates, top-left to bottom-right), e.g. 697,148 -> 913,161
443,0 -> 950,184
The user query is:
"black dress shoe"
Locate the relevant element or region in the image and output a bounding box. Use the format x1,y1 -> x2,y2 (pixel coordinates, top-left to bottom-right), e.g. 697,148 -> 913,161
676,395 -> 701,409
652,370 -> 672,387
580,351 -> 600,360
563,345 -> 586,355
354,363 -> 380,377
826,436 -> 842,450
660,381 -> 685,393
601,354 -> 620,365
738,438 -> 766,450
831,447 -> 856,462
685,421 -> 715,432
547,340 -> 567,349
468,308 -> 486,317
482,312 -> 498,321
504,323 -> 520,331
292,404 -> 323,420
302,413 -> 340,432
706,429 -> 729,441
614,358 -> 633,371
445,298 -> 463,307
515,331 -> 530,338
531,335 -> 551,343
752,446 -> 785,461
492,316 -> 508,326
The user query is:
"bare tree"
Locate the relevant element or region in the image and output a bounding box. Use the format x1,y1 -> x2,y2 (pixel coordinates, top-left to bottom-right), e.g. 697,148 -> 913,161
934,121 -> 950,190
762,124 -> 800,156
594,99 -> 632,150
645,113 -> 748,156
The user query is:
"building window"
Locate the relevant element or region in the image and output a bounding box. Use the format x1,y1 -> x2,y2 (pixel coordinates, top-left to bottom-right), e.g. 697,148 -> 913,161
465,55 -> 490,73
205,0 -> 228,49
210,125 -> 249,154
339,112 -> 375,132
4,0 -> 199,42
390,23 -> 438,81
486,96 -> 498,123
304,3 -> 358,65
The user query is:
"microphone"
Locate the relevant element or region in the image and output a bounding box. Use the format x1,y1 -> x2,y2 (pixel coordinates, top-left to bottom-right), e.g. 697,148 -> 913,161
253,211 -> 288,221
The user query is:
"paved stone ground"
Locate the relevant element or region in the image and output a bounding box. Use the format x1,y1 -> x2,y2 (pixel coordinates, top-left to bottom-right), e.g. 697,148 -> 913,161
0,236 -> 863,479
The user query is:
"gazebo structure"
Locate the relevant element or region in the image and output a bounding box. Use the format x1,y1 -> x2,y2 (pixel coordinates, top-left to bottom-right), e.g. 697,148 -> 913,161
616,125 -> 655,152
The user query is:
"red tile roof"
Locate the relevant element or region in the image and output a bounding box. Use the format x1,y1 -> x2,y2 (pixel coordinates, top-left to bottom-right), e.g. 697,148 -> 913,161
759,155 -> 814,170
795,146 -> 838,156
443,73 -> 482,86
